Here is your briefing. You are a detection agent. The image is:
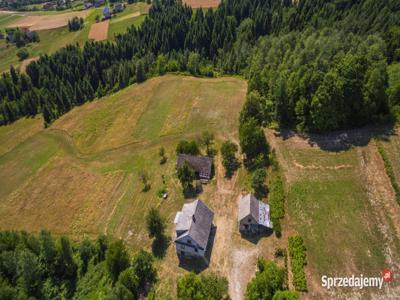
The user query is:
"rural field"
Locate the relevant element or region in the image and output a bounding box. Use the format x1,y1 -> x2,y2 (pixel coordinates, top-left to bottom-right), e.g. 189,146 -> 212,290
0,3 -> 149,72
183,0 -> 220,8
1,74 -> 399,298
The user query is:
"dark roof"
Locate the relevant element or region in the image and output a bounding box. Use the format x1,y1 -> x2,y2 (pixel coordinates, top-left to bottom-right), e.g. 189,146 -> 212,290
176,154 -> 212,180
175,199 -> 214,249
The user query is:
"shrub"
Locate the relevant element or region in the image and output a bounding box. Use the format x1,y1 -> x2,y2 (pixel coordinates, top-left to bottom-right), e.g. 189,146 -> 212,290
377,143 -> 400,204
288,236 -> 307,291
17,48 -> 29,61
220,140 -> 239,177
176,140 -> 200,155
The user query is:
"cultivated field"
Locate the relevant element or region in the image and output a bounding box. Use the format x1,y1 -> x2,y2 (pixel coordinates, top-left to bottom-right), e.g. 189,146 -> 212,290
88,19 -> 109,41
7,10 -> 89,30
183,0 -> 220,8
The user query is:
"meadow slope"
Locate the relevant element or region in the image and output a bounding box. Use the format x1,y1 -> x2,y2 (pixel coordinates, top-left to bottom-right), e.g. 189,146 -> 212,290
0,75 -> 399,299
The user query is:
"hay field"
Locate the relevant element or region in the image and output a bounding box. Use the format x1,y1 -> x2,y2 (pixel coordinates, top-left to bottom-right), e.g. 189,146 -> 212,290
7,10 -> 89,30
0,75 -> 246,241
183,0 -> 220,8
88,19 -> 109,41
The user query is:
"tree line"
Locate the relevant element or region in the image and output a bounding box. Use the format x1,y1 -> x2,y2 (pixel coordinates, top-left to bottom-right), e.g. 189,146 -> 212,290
0,0 -> 398,131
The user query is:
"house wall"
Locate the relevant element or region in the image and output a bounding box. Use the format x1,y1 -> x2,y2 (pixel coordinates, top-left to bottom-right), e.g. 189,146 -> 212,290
239,215 -> 259,233
175,236 -> 205,258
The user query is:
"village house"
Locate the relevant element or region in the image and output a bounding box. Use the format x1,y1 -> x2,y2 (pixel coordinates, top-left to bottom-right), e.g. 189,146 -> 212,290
103,6 -> 111,19
238,193 -> 273,235
84,1 -> 93,9
113,3 -> 124,13
176,153 -> 213,181
94,0 -> 105,7
174,199 -> 214,264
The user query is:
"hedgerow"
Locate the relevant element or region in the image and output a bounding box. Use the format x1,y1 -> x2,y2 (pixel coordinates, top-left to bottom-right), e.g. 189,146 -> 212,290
377,142 -> 400,204
288,236 -> 307,292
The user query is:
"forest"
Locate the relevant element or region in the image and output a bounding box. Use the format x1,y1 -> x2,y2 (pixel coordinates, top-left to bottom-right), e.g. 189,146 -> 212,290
0,0 -> 399,132
0,230 -> 158,299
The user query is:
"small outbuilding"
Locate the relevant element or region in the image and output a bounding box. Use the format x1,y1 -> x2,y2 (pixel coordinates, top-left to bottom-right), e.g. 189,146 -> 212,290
176,154 -> 212,181
174,199 -> 214,264
238,193 -> 273,235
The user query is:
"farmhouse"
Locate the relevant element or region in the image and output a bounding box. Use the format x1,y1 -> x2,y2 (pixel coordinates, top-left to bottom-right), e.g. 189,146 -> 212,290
103,6 -> 111,19
84,1 -> 93,9
238,193 -> 273,235
94,0 -> 105,7
113,3 -> 124,13
174,199 -> 214,264
176,154 -> 212,181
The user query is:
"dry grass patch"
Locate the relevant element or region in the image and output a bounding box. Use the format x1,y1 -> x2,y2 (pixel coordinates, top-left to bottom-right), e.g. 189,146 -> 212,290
88,20 -> 109,41
183,0 -> 220,8
0,157 -> 125,237
8,10 -> 89,30
0,116 -> 42,157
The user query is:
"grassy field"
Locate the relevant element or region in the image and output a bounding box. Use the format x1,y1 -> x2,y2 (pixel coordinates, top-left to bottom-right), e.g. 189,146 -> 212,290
0,3 -> 149,72
268,130 -> 400,298
0,73 -> 246,243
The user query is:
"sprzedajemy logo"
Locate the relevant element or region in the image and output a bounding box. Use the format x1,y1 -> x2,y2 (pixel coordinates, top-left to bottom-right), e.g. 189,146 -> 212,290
321,269 -> 393,290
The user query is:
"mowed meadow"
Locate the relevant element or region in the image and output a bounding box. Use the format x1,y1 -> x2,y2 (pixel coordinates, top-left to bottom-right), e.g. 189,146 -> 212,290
0,75 -> 247,242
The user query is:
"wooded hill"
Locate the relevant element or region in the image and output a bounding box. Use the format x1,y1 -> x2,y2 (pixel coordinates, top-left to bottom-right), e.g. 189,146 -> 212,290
0,0 -> 399,131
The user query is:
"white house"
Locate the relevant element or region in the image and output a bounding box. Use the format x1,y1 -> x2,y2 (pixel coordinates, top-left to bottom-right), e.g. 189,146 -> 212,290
238,193 -> 273,234
174,199 -> 214,264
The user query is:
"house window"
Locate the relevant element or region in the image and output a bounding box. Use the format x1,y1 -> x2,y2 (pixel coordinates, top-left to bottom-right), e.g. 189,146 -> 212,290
194,248 -> 198,253
187,240 -> 192,244
248,218 -> 251,223
181,251 -> 185,256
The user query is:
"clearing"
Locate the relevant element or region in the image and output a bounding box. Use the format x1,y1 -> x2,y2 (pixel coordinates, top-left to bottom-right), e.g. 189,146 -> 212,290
183,0 -> 221,8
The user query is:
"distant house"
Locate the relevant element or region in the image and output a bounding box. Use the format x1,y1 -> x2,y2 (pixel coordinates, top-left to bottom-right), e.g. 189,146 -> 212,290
94,0 -> 105,7
176,154 -> 212,181
238,193 -> 273,235
174,199 -> 214,264
113,3 -> 124,13
42,1 -> 56,9
103,6 -> 111,19
84,1 -> 93,9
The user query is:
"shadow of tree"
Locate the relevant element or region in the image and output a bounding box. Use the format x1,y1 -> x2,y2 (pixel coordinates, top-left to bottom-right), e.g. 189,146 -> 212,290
276,123 -> 396,152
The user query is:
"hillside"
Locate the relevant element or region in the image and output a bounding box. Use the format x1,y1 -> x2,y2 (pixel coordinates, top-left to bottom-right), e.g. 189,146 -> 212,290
1,75 -> 400,298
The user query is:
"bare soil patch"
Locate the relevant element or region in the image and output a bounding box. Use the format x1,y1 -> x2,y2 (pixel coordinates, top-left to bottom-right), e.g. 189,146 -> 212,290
88,20 -> 109,41
8,10 -> 88,30
183,0 -> 220,8
19,56 -> 39,73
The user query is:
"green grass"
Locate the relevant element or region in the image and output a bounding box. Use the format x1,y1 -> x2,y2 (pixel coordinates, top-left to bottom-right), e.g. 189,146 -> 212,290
108,14 -> 145,38
287,165 -> 387,277
377,141 -> 400,204
0,14 -> 23,30
0,74 -> 246,241
0,8 -> 101,73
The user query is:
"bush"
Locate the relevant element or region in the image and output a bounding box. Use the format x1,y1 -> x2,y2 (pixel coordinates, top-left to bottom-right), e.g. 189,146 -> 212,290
177,272 -> 228,300
269,171 -> 285,237
146,208 -> 165,238
176,140 -> 200,155
68,17 -> 84,32
288,236 -> 307,291
251,168 -> 267,198
245,259 -> 286,300
17,48 -> 29,61
220,140 -> 239,177
377,143 -> 400,204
